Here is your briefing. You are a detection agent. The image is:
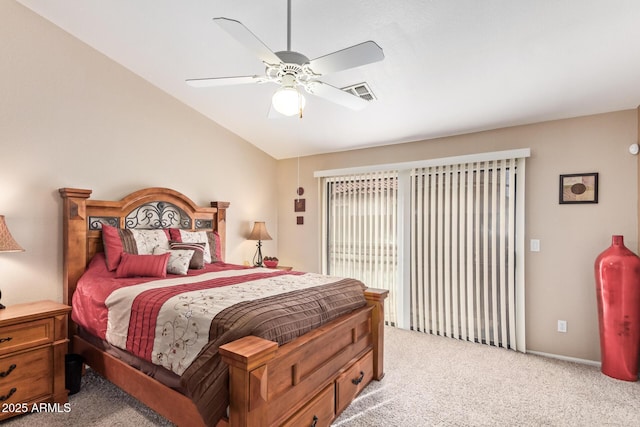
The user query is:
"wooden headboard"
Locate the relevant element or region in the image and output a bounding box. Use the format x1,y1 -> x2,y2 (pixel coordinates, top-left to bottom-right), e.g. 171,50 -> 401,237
59,187 -> 230,307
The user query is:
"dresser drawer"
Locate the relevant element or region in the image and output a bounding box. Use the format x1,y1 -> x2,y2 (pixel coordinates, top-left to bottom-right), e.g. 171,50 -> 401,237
0,347 -> 52,405
281,384 -> 335,427
0,318 -> 53,356
335,350 -> 373,415
0,301 -> 70,422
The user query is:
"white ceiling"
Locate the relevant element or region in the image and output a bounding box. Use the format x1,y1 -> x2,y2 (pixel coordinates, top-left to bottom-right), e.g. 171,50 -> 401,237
16,0 -> 640,159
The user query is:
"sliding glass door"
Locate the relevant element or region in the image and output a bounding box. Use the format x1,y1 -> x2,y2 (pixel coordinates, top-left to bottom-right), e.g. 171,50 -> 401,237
410,159 -> 520,349
318,150 -> 527,351
323,171 -> 399,325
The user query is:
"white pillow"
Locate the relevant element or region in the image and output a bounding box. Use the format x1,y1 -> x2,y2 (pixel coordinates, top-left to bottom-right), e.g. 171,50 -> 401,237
175,230 -> 212,263
153,247 -> 194,275
131,229 -> 170,254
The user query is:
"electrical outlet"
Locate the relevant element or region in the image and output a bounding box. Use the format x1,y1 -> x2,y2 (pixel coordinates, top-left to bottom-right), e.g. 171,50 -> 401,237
557,320 -> 567,333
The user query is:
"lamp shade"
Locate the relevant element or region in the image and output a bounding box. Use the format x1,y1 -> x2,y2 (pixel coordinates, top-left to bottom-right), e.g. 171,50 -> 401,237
248,221 -> 272,241
0,215 -> 24,252
272,86 -> 306,116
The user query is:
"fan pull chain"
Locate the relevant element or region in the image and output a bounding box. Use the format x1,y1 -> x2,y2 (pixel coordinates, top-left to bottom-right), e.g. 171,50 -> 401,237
299,89 -> 304,118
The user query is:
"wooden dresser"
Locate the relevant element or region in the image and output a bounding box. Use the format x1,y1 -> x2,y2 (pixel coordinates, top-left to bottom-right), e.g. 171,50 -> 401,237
0,300 -> 71,421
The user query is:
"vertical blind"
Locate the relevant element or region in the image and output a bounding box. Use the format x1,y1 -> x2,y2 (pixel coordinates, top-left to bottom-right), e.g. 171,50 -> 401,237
318,150 -> 527,351
323,171 -> 399,325
410,158 -> 520,350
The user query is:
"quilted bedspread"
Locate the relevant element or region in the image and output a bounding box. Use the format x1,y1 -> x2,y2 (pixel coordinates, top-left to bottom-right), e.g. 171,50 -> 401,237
72,253 -> 367,426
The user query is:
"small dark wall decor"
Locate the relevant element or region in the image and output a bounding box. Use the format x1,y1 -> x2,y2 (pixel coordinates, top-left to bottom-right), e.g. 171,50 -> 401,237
559,172 -> 598,204
297,216 -> 304,225
294,198 -> 306,212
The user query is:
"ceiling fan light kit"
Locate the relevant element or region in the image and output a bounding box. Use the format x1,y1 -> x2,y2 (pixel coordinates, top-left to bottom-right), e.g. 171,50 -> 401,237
272,86 -> 305,116
186,0 -> 384,117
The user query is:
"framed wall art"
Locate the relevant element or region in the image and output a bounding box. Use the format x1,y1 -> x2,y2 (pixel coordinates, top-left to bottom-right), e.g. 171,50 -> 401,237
294,198 -> 306,212
559,172 -> 598,204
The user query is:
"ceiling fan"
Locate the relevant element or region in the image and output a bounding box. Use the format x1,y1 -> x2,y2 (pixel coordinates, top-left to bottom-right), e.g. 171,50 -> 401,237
186,0 -> 384,117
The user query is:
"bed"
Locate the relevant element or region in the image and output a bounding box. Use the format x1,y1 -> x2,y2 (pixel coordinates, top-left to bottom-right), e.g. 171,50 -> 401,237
59,187 -> 387,427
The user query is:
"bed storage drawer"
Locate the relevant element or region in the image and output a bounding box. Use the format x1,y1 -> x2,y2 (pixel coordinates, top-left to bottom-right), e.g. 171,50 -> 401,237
335,350 -> 374,415
281,383 -> 335,427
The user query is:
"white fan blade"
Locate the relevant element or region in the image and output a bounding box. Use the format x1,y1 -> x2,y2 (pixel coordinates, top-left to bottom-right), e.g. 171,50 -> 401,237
268,104 -> 288,119
306,81 -> 369,110
186,75 -> 263,87
213,18 -> 282,65
308,41 -> 384,75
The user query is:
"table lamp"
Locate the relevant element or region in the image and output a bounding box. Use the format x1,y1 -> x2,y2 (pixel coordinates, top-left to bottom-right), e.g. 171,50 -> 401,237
248,221 -> 272,267
0,215 -> 25,309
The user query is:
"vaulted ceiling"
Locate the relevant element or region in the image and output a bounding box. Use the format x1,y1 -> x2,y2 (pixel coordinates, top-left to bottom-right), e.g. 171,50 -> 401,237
17,0 -> 640,159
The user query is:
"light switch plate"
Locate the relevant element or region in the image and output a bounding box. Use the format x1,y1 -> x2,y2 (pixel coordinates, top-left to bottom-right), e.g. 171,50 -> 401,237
558,320 -> 567,333
530,239 -> 540,252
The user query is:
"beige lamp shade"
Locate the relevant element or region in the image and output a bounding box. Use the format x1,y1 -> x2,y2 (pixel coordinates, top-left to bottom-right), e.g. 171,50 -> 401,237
0,215 -> 25,252
248,221 -> 272,241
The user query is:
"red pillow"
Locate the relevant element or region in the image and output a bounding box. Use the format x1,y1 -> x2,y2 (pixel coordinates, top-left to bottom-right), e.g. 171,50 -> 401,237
102,224 -> 125,271
102,225 -> 171,271
116,253 -> 170,278
211,231 -> 222,262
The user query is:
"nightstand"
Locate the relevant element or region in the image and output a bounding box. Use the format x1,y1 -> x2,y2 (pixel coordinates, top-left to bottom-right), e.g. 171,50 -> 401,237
0,300 -> 71,421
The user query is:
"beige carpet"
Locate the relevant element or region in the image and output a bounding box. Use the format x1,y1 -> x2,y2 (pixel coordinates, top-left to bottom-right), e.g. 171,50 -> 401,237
5,326 -> 640,426
333,327 -> 640,426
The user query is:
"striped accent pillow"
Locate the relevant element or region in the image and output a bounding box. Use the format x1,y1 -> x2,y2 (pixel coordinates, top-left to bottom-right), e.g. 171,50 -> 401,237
168,229 -> 222,263
115,253 -> 170,278
102,225 -> 170,271
169,229 -> 211,263
169,241 -> 205,269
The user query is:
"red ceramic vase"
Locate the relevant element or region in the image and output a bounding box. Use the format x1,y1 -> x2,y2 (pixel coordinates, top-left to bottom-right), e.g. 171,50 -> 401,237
594,235 -> 640,381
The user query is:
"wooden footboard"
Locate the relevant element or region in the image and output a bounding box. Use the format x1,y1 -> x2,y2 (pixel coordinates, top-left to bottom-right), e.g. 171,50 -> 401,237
219,288 -> 388,427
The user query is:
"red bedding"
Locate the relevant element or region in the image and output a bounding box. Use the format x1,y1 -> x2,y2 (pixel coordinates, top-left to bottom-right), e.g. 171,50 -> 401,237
72,253 -> 249,340
72,253 -> 368,425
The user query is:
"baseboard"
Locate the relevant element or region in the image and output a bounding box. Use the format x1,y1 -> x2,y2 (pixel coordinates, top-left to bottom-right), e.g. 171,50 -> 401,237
527,350 -> 601,367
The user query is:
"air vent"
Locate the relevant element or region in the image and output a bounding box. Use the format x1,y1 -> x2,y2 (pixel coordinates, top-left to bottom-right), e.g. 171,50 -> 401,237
342,82 -> 376,101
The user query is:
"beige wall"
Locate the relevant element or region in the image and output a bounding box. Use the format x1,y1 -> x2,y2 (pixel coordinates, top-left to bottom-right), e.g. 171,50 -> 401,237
277,110 -> 638,362
0,2 -> 278,305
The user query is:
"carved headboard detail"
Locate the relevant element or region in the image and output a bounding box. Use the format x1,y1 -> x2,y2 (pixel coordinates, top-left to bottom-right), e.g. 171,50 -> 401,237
59,187 -> 229,307
88,201 -> 207,231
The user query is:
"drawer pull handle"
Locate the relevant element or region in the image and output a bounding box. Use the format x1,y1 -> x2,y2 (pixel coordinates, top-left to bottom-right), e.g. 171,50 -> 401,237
0,388 -> 16,402
352,370 -> 365,385
311,415 -> 318,427
0,364 -> 16,378
0,337 -> 12,344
